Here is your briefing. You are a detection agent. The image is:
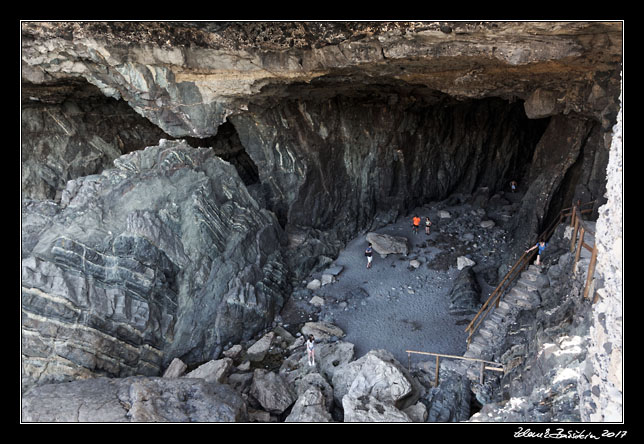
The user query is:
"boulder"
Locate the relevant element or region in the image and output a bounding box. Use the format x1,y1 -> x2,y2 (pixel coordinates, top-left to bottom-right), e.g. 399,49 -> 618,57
163,358 -> 187,378
184,358 -> 233,384
448,266 -> 482,315
331,349 -> 420,410
366,232 -> 409,257
285,387 -> 334,422
342,395 -> 412,422
246,332 -> 276,362
301,321 -> 345,341
249,369 -> 297,414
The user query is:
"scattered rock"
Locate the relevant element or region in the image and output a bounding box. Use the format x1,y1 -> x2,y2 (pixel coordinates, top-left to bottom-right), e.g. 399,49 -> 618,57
480,220 -> 495,229
163,358 -> 187,378
309,295 -> 325,307
249,369 -> 297,414
247,332 -> 276,362
306,279 -> 322,290
457,256 -> 476,270
439,210 -> 451,218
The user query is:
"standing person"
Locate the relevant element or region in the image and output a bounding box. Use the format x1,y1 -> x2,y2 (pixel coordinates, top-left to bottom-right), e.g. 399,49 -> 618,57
526,240 -> 547,266
412,215 -> 421,234
425,217 -> 432,235
306,334 -> 315,366
510,180 -> 518,193
365,243 -> 373,269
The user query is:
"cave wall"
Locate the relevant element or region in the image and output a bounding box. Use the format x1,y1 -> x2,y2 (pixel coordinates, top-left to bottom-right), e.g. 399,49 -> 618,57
20,21 -> 623,393
232,93 -> 550,277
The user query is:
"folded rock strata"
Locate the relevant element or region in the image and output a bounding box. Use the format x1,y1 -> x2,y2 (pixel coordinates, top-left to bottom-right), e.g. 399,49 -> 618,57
21,140 -> 290,390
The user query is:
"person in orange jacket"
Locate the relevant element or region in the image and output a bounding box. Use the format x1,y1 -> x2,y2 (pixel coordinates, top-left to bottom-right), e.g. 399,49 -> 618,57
412,216 -> 421,234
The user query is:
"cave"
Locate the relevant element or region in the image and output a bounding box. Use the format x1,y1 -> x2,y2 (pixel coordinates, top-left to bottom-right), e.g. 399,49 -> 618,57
20,21 -> 623,423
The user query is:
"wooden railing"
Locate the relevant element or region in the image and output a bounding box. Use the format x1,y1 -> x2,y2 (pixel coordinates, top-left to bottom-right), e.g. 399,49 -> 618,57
464,201 -> 596,348
569,202 -> 600,302
405,350 -> 504,386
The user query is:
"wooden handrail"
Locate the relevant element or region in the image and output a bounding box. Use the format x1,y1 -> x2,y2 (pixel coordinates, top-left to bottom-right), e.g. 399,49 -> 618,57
465,200 -> 597,347
405,349 -> 503,386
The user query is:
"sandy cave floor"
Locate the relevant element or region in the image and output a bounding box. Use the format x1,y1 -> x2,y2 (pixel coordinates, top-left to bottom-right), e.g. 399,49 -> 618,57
279,193 -> 522,366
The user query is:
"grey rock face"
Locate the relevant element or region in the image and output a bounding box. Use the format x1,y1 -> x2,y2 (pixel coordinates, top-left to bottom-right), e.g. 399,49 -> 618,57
448,266 -> 482,315
21,140 -> 290,390
21,376 -> 248,422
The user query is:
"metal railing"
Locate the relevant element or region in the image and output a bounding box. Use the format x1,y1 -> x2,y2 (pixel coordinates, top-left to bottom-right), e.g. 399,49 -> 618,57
405,350 -> 504,386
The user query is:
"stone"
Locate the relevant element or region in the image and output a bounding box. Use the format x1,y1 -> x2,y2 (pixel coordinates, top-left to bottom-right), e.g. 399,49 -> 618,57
21,141 -> 290,390
342,395 -> 412,422
306,279 -> 321,290
309,296 -> 325,307
184,358 -> 233,384
409,259 -> 421,269
331,349 -> 420,410
480,220 -> 496,229
249,369 -> 297,414
21,376 -> 248,422
222,344 -> 243,360
320,274 -> 334,286
285,387 -> 333,422
448,266 -> 482,315
457,256 -> 476,270
323,265 -> 344,276
438,210 -> 452,219
163,358 -> 187,378
301,321 -> 345,341
246,332 -> 276,362
366,232 -> 409,257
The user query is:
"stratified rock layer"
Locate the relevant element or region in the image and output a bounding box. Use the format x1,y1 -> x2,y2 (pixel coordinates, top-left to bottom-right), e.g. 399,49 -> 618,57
22,140 -> 289,390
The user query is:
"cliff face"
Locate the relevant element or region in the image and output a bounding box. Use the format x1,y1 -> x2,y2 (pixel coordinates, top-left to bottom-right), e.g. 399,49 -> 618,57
21,21 -> 623,411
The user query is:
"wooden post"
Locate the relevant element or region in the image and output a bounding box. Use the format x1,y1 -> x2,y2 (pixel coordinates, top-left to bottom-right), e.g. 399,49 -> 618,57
570,209 -> 579,253
435,355 -> 440,387
479,361 -> 485,384
574,227 -> 585,270
584,244 -> 599,299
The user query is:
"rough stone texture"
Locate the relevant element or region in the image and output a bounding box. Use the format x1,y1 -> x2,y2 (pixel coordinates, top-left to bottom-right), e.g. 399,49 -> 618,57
448,266 -> 481,315
366,232 -> 409,257
21,80 -> 169,201
21,140 -> 290,390
21,376 -> 248,422
249,369 -> 297,414
580,87 -> 623,422
21,22 -> 621,284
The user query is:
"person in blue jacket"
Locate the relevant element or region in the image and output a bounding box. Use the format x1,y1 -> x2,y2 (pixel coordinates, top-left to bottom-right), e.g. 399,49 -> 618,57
526,240 -> 547,266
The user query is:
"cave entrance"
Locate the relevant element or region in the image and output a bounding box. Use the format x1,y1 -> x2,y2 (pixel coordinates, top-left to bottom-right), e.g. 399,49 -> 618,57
182,120 -> 260,187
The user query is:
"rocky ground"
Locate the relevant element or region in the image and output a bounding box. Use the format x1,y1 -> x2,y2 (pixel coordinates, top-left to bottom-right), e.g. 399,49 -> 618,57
281,188 -> 523,365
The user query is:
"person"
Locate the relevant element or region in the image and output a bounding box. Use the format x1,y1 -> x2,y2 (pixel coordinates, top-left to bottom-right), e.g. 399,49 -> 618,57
425,217 -> 432,235
365,243 -> 373,269
412,215 -> 421,234
510,180 -> 518,193
526,240 -> 547,266
306,334 -> 315,366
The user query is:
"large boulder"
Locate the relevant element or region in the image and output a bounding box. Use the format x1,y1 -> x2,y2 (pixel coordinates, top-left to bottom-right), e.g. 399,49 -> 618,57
366,232 -> 409,257
331,349 -> 421,411
21,140 -> 290,390
448,266 -> 482,315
